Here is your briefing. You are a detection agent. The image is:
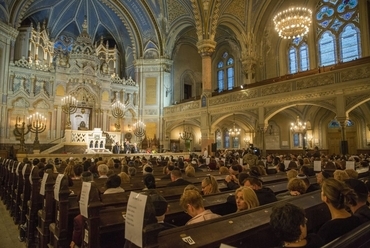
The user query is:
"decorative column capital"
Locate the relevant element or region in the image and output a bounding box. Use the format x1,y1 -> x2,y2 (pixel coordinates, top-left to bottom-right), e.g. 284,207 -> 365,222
197,39 -> 216,57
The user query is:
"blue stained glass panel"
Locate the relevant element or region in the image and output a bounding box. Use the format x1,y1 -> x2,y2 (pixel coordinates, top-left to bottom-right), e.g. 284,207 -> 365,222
218,70 -> 224,91
217,61 -> 223,68
319,32 -> 336,66
318,19 -> 332,28
227,57 -> 234,65
223,52 -> 228,58
289,48 -> 297,73
340,25 -> 360,62
340,11 -> 355,20
227,68 -> 234,90
331,18 -> 343,31
300,44 -> 309,71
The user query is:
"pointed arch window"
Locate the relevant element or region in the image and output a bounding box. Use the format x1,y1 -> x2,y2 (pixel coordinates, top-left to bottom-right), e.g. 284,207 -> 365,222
288,38 -> 310,74
217,52 -> 234,92
224,129 -> 230,148
316,0 -> 361,66
216,129 -> 222,149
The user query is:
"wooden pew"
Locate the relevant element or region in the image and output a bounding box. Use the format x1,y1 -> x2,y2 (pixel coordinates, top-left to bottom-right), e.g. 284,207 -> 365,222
49,174 -> 73,248
36,170 -> 57,248
25,166 -> 42,248
157,191 -> 331,248
321,221 -> 370,248
13,161 -> 24,224
19,163 -> 32,227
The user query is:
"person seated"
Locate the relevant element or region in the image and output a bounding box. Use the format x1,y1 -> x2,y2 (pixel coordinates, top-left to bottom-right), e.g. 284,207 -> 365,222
241,174 -> 277,205
235,187 -> 259,212
270,202 -> 324,247
180,189 -> 220,225
166,168 -> 192,187
286,169 -> 298,180
143,174 -> 156,190
276,178 -> 307,200
201,175 -> 220,195
317,178 -> 362,244
224,165 -> 241,190
97,164 -> 109,178
161,165 -> 174,180
333,170 -> 349,182
104,174 -> 125,194
297,174 -> 320,193
149,193 -> 176,230
185,165 -> 196,177
344,179 -> 370,223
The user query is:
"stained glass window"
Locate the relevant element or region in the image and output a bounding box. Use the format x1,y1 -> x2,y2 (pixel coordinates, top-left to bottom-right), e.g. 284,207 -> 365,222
216,52 -> 234,92
288,40 -> 309,73
316,0 -> 360,66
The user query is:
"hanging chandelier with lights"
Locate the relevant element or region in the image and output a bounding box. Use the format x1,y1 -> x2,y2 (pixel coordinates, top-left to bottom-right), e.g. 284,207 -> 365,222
290,116 -> 307,133
229,114 -> 240,137
179,120 -> 193,140
273,7 -> 312,39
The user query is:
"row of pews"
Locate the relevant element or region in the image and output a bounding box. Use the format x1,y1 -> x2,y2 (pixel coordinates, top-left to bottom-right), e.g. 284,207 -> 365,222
0,157 -> 369,248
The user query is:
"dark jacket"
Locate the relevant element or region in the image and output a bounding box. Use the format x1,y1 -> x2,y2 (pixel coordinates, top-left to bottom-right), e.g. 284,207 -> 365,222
166,178 -> 192,187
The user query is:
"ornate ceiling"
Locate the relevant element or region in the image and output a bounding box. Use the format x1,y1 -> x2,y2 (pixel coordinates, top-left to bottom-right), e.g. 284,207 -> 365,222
0,0 -> 304,59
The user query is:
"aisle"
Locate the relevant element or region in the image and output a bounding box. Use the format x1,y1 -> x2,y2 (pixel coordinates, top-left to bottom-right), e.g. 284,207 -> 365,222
0,200 -> 23,248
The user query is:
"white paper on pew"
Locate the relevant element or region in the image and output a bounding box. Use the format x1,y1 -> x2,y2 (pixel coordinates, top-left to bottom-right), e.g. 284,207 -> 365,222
125,192 -> 148,248
22,164 -> 27,177
346,161 -> 355,170
220,244 -> 237,248
284,160 -> 290,170
314,161 -> 321,172
16,162 -> 21,176
206,158 -> 210,165
54,174 -> 64,201
239,158 -> 243,166
29,166 -> 35,184
40,173 -> 48,196
79,182 -> 91,218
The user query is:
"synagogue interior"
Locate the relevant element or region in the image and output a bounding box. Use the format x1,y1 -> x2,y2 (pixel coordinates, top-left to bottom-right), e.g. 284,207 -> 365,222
0,0 -> 370,157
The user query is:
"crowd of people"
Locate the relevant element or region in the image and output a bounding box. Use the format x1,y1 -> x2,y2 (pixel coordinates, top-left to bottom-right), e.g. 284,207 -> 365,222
15,146 -> 370,247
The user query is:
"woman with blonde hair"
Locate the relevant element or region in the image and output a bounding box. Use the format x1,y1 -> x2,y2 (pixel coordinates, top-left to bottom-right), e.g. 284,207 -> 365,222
333,170 -> 349,182
118,171 -> 130,184
185,165 -> 195,177
235,187 -> 259,212
201,175 -> 220,195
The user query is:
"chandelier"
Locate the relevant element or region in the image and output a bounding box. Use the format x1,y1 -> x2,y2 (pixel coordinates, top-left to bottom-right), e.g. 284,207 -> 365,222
179,120 -> 192,140
290,116 -> 307,133
273,7 -> 312,39
229,114 -> 240,137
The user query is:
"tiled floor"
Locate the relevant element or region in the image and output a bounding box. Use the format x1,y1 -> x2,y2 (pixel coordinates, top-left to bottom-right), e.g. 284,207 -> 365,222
0,200 -> 24,248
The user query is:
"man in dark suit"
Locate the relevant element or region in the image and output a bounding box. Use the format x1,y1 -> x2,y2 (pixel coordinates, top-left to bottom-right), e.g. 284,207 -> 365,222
166,168 -> 192,187
112,142 -> 120,154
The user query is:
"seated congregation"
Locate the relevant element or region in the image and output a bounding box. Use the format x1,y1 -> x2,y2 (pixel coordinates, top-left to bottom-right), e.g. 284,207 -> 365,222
0,149 -> 370,248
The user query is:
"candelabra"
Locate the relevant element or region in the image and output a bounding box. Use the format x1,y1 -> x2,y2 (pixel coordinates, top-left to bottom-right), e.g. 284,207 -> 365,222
111,101 -> 125,131
133,119 -> 146,146
27,112 -> 47,151
13,117 -> 31,154
179,120 -> 192,140
61,95 -> 78,129
290,116 -> 307,150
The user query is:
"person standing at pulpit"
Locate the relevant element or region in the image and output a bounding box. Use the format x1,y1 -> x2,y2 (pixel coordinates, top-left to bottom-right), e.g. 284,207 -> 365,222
131,143 -> 139,153
113,142 -> 120,154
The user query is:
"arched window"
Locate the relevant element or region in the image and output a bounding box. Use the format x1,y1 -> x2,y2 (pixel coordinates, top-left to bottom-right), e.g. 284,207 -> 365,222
288,38 -> 310,73
215,129 -> 222,149
216,52 -> 234,92
224,129 -> 230,148
316,0 -> 361,66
